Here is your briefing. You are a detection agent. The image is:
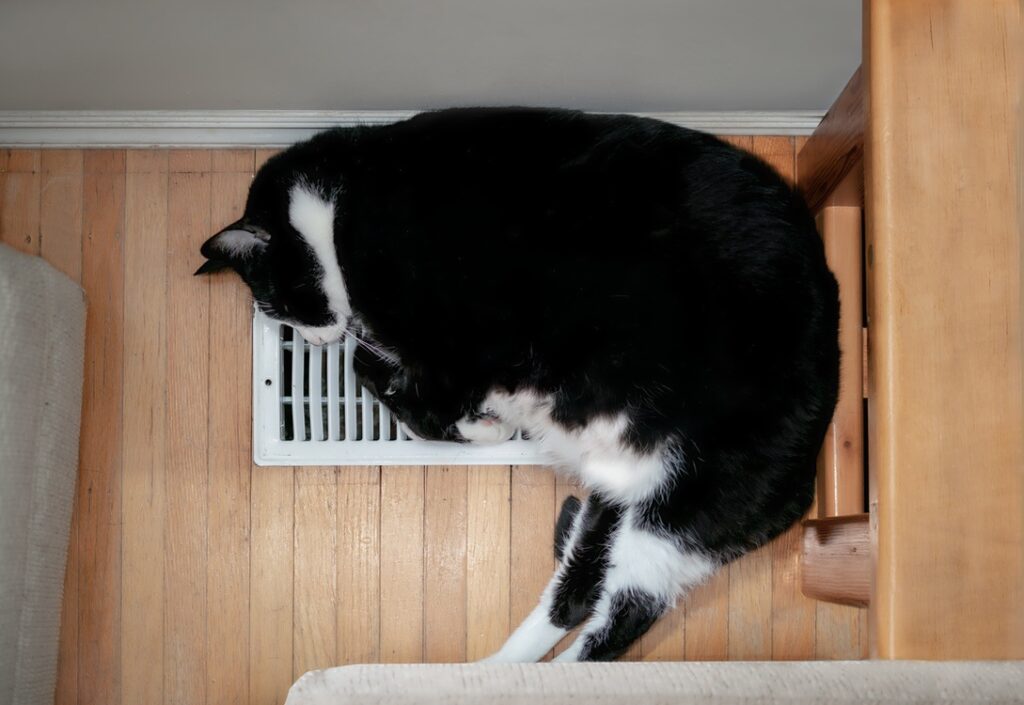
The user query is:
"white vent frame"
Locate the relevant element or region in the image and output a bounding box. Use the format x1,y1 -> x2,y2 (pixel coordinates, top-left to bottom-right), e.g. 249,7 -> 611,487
253,308 -> 545,466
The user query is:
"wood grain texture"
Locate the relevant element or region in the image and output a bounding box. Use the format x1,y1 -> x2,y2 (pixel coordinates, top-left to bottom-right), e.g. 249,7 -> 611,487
815,602 -> 862,660
78,149 -> 125,705
207,167 -> 255,705
683,571 -> 729,660
424,466 -> 469,663
294,468 -> 339,676
816,206 -> 865,518
639,602 -> 685,661
1,153 -> 41,254
797,68 -> 864,213
801,515 -> 871,607
727,544 -> 773,660
466,466 -> 511,660
379,466 -> 425,663
509,466 -> 554,660
1,149 -> 41,172
165,165 -> 211,705
337,467 -> 381,665
121,150 -> 169,705
865,0 -> 1024,658
40,150 -> 84,281
250,467 -> 294,705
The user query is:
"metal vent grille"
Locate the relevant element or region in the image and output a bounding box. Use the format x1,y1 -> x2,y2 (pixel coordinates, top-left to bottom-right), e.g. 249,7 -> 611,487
253,309 -> 544,466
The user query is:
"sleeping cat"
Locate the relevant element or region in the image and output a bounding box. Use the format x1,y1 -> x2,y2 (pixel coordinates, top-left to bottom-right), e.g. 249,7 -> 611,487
196,108 -> 840,662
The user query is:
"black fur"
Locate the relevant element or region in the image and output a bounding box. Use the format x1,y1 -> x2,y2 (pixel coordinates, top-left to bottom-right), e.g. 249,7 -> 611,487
579,590 -> 667,661
549,496 -> 623,630
198,107 -> 840,660
554,495 -> 582,563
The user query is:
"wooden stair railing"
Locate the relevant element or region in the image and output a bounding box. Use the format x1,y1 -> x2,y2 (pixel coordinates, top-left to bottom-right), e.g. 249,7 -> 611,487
796,68 -> 871,610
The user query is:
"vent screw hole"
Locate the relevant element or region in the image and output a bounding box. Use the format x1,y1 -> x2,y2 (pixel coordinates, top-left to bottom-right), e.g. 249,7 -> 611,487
264,379 -> 272,386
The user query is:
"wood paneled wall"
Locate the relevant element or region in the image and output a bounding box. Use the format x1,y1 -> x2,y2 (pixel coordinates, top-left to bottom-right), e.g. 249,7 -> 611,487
0,138 -> 863,705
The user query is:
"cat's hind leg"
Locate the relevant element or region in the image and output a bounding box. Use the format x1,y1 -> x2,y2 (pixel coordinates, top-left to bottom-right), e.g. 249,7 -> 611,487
554,495 -> 582,562
479,495 -> 620,663
553,508 -> 716,662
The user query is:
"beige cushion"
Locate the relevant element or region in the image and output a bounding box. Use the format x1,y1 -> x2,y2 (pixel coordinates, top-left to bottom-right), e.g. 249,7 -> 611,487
0,244 -> 86,705
286,661 -> 1024,705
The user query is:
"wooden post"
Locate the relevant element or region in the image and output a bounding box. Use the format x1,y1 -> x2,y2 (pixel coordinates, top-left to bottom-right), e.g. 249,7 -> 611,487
865,0 -> 1024,658
817,195 -> 865,518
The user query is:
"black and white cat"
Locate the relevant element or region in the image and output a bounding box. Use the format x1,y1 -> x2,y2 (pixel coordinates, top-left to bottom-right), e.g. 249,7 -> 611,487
197,108 -> 840,662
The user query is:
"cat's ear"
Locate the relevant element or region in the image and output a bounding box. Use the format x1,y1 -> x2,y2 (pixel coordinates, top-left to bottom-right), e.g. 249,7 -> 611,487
195,220 -> 269,275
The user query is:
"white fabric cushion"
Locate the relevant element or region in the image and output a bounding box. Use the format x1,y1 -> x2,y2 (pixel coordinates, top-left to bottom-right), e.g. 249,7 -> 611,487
0,244 -> 86,705
286,661 -> 1024,705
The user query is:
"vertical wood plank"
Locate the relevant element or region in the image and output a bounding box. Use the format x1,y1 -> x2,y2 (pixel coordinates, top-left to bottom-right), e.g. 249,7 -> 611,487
165,164 -> 211,705
771,523 -> 816,660
683,570 -> 729,660
815,603 -> 862,660
46,149 -> 84,705
423,466 -> 468,663
727,543 -> 773,660
4,149 -> 41,172
509,466 -> 554,660
250,467 -> 294,705
379,466 -> 425,662
639,604 -> 684,661
212,150 -> 256,173
294,467 -> 339,676
207,165 -> 255,705
1,153 -> 41,255
866,0 -> 1024,658
465,466 -> 511,661
337,467 -> 381,664
78,149 -> 126,705
168,150 -> 213,174
817,205 -> 865,518
40,150 -> 84,281
121,150 -> 169,705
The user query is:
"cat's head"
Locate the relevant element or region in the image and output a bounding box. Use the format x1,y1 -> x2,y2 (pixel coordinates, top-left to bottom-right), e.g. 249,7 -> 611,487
196,152 -> 350,345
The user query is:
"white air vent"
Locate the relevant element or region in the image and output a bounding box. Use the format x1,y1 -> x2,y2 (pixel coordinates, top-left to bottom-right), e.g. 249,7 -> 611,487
253,309 -> 545,466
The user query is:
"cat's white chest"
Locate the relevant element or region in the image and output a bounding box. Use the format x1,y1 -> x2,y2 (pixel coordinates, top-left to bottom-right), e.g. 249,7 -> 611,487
480,390 -> 672,503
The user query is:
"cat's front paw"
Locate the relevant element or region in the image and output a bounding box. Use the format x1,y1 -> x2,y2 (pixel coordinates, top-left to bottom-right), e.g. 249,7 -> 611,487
456,414 -> 517,444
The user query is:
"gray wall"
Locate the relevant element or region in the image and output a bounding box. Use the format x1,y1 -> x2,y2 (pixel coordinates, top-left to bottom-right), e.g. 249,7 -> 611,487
0,0 -> 859,111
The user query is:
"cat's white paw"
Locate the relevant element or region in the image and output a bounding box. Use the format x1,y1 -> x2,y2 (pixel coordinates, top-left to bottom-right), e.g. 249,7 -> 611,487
456,415 -> 517,444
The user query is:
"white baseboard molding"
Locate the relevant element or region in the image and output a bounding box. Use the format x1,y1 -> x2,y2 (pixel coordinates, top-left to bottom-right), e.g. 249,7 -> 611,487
0,110 -> 823,148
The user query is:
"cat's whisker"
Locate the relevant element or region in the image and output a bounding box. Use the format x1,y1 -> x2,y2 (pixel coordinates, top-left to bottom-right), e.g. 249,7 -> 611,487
344,329 -> 399,364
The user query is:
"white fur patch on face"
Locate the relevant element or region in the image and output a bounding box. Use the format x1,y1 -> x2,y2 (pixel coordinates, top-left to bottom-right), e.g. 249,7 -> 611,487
291,322 -> 347,347
288,183 -> 351,338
